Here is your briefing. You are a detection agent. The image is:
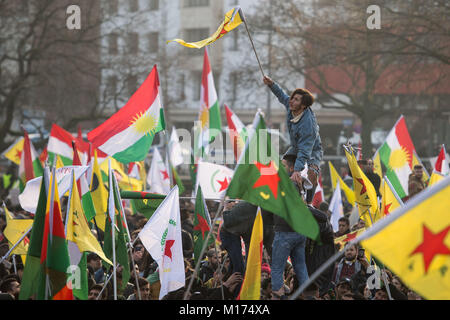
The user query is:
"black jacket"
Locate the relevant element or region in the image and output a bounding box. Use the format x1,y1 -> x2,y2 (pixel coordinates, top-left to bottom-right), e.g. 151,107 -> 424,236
305,206 -> 336,290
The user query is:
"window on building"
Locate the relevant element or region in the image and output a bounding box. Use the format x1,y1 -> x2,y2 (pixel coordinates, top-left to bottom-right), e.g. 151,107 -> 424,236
126,75 -> 138,97
179,74 -> 186,100
129,0 -> 139,12
184,0 -> 210,7
148,32 -> 159,53
230,72 -> 238,102
192,71 -> 202,100
149,0 -> 159,10
183,28 -> 209,55
108,0 -> 118,15
106,75 -> 117,97
127,33 -> 139,54
108,33 -> 118,55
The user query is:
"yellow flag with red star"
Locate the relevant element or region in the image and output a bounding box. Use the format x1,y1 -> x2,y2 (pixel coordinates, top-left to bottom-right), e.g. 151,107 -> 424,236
359,175 -> 450,300
381,176 -> 403,217
345,147 -> 380,227
2,137 -> 24,165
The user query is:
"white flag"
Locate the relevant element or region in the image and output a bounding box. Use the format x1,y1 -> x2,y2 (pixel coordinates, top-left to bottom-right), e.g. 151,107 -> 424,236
196,161 -> 234,199
329,180 -> 344,232
147,147 -> 170,194
169,126 -> 184,167
18,165 -> 89,213
138,186 -> 185,299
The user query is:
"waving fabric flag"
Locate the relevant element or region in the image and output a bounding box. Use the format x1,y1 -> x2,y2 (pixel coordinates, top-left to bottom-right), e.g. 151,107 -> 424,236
19,130 -> 43,191
345,147 -> 380,227
169,127 -> 184,167
2,137 -> 24,165
329,161 -> 355,205
381,177 -> 403,217
225,104 -> 247,162
167,7 -> 243,49
66,171 -> 112,299
19,173 -> 48,300
41,171 -> 74,300
359,176 -> 450,300
88,65 -> 165,163
147,147 -> 171,195
312,174 -> 324,208
226,112 -> 319,241
238,207 -> 263,300
434,145 -> 449,175
196,161 -> 234,199
195,49 -> 221,157
138,186 -> 185,300
329,181 -> 344,233
3,204 -> 32,262
379,116 -> 416,199
102,165 -> 130,291
193,186 -> 213,265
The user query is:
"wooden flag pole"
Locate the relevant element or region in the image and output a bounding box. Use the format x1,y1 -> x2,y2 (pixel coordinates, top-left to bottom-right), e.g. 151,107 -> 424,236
241,12 -> 265,77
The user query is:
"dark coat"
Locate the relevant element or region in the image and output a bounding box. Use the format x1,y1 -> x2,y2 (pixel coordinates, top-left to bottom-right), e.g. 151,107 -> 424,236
305,206 -> 336,290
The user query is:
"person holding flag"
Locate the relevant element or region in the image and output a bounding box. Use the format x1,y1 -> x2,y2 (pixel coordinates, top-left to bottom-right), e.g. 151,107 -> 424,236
262,75 -> 323,204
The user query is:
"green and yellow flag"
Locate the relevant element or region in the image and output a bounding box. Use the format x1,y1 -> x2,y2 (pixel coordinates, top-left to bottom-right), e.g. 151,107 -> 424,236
91,150 -> 108,231
167,7 -> 243,48
226,112 -> 319,241
359,175 -> 450,300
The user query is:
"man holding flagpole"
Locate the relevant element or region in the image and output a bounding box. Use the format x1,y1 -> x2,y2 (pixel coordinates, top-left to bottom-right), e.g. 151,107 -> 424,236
263,76 -> 323,204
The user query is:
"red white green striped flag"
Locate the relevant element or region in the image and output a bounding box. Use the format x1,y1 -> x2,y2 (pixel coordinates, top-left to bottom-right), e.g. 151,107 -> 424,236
19,130 -> 43,191
196,49 -> 221,157
225,104 -> 247,162
379,116 -> 416,198
88,65 -> 165,164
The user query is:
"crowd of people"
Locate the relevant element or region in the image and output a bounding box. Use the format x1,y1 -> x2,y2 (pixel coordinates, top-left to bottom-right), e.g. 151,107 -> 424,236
0,75 -> 430,301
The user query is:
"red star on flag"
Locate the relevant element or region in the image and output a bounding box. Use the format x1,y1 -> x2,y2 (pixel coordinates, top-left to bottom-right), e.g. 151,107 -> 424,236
253,161 -> 280,199
343,232 -> 358,242
410,225 -> 450,273
15,149 -> 22,162
194,214 -> 210,240
356,178 -> 367,195
217,177 -> 229,192
383,203 -> 392,215
164,239 -> 175,261
161,170 -> 169,180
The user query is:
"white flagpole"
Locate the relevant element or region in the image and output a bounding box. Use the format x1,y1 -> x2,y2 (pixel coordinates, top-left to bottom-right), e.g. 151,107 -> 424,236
108,159 -> 117,300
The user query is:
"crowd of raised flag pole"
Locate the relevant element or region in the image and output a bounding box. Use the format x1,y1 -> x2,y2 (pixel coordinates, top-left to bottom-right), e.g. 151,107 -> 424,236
1,6 -> 449,301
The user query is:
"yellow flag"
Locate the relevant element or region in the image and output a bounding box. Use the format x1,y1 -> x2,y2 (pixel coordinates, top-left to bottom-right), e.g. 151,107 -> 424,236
100,157 -> 142,191
372,150 -> 383,181
381,177 -> 403,217
2,138 -> 24,165
3,204 -> 32,257
55,155 -> 65,169
67,171 -> 112,266
328,161 -> 356,205
428,171 -> 444,187
360,176 -> 450,300
167,7 -> 243,48
91,150 -> 108,231
238,207 -> 263,300
344,148 -> 380,226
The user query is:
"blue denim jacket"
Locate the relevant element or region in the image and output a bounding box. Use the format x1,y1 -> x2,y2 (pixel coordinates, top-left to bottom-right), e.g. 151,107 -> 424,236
269,82 -> 323,171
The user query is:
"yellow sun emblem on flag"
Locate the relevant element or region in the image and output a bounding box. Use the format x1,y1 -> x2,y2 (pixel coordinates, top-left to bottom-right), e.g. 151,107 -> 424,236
199,105 -> 209,129
388,147 -> 411,170
130,111 -> 157,136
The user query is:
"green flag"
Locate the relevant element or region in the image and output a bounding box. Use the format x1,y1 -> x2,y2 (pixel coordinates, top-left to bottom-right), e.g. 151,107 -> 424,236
193,186 -> 214,264
226,112 -> 320,241
103,171 -> 130,292
19,175 -> 47,300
